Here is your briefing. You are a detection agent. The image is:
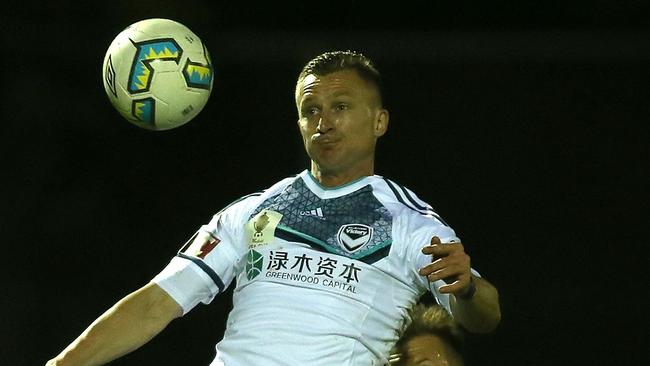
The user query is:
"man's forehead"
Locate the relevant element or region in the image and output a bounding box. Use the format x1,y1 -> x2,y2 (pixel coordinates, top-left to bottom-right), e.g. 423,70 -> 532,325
301,72 -> 355,91
297,70 -> 366,101
405,334 -> 459,366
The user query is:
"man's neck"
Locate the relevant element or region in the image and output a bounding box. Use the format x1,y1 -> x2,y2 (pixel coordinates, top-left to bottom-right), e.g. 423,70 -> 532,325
309,163 -> 374,188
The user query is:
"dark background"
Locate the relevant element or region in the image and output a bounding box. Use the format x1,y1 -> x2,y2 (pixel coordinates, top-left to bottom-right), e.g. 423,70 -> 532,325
2,1 -> 648,365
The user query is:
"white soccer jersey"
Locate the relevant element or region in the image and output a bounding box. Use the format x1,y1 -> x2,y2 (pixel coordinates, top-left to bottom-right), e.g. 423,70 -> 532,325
153,170 -> 479,366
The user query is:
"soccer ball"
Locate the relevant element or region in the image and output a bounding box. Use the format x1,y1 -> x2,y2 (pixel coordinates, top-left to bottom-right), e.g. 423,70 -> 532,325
102,19 -> 213,131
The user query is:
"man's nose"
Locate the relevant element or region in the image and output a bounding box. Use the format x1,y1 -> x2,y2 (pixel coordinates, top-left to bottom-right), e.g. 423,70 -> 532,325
317,112 -> 334,133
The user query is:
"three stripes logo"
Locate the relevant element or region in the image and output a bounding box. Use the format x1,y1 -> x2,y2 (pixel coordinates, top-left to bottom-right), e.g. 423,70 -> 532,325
299,207 -> 325,220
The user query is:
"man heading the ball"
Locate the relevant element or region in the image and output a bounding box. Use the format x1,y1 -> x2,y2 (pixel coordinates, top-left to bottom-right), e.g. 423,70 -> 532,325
47,50 -> 500,366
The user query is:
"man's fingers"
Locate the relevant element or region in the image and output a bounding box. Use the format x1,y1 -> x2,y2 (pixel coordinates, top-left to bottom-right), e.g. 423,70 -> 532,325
438,281 -> 463,294
418,258 -> 445,276
437,275 -> 471,294
421,242 -> 463,256
419,237 -> 472,296
420,261 -> 468,281
421,237 -> 442,255
423,266 -> 459,282
419,251 -> 469,276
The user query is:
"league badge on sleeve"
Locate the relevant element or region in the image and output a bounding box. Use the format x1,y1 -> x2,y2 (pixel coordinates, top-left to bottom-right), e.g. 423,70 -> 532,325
179,231 -> 221,259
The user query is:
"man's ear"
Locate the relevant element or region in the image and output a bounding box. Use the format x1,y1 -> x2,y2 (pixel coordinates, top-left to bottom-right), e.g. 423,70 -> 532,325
374,109 -> 389,137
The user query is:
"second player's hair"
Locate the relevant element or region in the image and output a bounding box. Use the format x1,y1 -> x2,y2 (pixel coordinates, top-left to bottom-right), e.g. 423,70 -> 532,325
389,304 -> 466,365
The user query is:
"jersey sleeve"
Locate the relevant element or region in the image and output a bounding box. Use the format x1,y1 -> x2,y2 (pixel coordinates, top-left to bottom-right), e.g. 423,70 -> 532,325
405,214 -> 481,314
152,197 -> 254,315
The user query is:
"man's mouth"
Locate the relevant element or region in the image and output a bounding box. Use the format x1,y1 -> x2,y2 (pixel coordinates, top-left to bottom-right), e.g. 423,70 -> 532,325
311,133 -> 339,144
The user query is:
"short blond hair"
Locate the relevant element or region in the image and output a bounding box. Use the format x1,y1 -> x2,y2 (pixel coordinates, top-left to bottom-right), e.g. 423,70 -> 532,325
295,50 -> 384,107
388,304 -> 465,365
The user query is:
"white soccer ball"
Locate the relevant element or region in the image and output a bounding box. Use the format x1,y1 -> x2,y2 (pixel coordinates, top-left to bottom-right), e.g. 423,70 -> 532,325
102,18 -> 213,131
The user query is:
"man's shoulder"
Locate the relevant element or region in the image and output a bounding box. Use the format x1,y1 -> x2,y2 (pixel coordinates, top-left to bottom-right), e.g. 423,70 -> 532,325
371,176 -> 432,214
371,176 -> 452,228
217,174 -> 300,216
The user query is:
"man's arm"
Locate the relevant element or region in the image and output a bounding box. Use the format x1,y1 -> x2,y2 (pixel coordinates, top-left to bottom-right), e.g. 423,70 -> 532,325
449,275 -> 500,333
46,282 -> 182,366
419,237 -> 501,333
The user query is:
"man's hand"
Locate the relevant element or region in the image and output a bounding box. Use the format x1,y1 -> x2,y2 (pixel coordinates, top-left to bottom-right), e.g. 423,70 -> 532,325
419,236 -> 501,333
418,236 -> 472,296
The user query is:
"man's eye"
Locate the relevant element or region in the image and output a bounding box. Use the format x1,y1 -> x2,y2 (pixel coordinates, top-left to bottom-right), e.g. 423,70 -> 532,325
304,107 -> 319,116
335,103 -> 349,111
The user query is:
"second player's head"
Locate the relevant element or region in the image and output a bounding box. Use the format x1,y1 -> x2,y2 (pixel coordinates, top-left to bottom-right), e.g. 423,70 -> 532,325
390,304 -> 465,366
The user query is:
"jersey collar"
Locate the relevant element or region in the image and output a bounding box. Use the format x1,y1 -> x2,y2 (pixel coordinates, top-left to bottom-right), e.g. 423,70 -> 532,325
300,170 -> 376,199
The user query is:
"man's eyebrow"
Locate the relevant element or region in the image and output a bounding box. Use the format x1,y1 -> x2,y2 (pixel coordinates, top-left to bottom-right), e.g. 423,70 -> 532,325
331,90 -> 352,98
299,97 -> 315,106
300,90 -> 353,106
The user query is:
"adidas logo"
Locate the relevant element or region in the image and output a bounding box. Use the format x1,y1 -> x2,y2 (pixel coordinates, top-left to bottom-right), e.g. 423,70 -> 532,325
299,207 -> 325,219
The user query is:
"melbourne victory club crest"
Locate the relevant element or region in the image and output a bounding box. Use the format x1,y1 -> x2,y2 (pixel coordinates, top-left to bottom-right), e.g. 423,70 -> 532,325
246,210 -> 283,248
337,224 -> 374,253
